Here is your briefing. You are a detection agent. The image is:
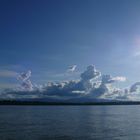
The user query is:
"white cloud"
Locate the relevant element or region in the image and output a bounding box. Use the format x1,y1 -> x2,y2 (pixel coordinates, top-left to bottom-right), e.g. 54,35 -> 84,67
18,70 -> 31,81
81,65 -> 101,81
67,65 -> 77,73
1,65 -> 140,102
17,70 -> 33,91
133,51 -> 140,57
112,76 -> 126,82
21,80 -> 33,91
102,75 -> 126,84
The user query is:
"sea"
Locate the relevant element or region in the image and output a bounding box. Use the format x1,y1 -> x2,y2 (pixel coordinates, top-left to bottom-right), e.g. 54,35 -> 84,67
0,105 -> 140,140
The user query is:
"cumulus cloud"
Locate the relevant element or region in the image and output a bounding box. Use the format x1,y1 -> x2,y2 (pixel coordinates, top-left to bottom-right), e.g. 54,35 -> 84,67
0,65 -> 140,102
17,70 -> 33,91
21,80 -> 33,91
81,65 -> 101,81
80,65 -> 101,91
18,70 -> 32,81
42,80 -> 85,98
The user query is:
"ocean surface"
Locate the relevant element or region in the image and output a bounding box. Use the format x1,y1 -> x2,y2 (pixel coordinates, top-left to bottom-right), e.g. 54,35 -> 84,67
0,105 -> 140,140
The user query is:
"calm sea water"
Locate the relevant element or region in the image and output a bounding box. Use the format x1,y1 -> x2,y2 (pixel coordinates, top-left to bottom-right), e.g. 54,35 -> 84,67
0,105 -> 140,140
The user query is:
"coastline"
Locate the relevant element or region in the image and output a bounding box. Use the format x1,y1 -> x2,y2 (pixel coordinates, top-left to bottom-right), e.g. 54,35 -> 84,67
0,100 -> 140,105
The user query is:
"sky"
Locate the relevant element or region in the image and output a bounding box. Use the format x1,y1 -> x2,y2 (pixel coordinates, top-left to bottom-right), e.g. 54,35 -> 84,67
1,0 -> 140,89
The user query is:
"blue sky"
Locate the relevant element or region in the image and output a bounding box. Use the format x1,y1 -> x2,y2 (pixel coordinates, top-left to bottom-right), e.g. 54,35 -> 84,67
1,0 -> 140,88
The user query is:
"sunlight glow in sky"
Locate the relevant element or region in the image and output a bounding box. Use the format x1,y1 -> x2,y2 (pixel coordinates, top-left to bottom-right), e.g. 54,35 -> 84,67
1,0 -> 140,90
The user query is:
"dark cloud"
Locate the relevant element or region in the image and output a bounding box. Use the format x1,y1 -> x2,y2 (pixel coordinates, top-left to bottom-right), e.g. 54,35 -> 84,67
80,65 -> 101,81
130,82 -> 140,93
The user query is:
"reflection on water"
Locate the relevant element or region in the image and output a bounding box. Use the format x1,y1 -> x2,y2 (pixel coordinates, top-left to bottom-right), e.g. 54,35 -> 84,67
0,105 -> 140,140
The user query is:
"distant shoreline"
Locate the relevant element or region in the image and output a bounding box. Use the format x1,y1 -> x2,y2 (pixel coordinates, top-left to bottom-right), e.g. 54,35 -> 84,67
0,100 -> 140,105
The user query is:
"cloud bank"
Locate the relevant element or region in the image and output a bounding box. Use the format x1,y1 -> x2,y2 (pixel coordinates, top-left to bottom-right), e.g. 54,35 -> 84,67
0,65 -> 140,102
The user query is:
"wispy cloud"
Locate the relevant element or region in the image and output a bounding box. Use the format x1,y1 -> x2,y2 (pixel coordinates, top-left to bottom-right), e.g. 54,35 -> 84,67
67,65 -> 77,73
132,35 -> 140,57
0,70 -> 18,78
0,83 -> 17,89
